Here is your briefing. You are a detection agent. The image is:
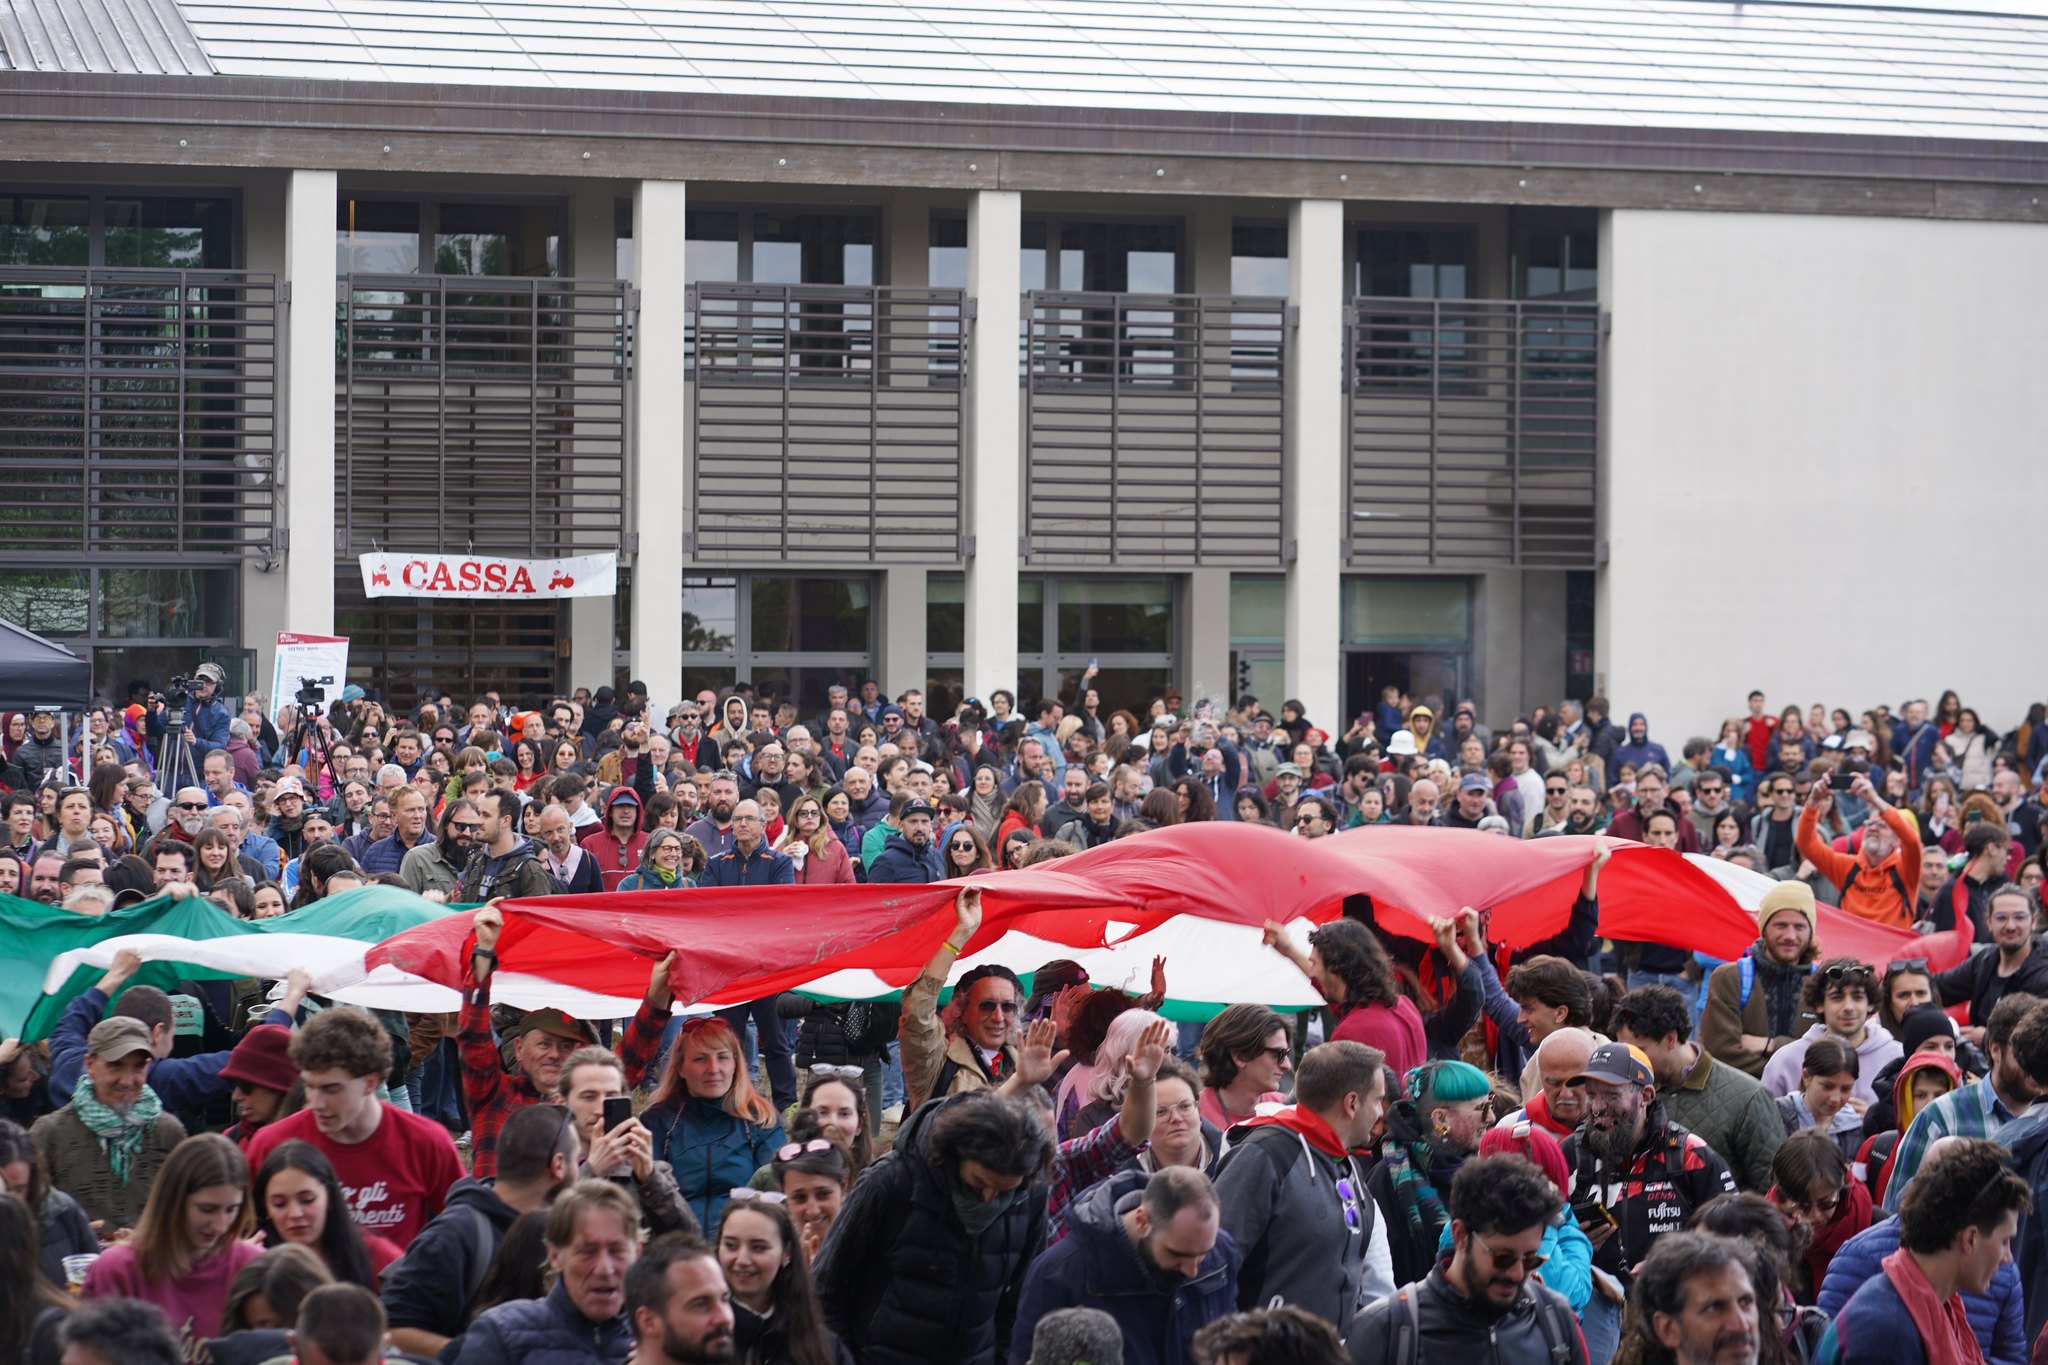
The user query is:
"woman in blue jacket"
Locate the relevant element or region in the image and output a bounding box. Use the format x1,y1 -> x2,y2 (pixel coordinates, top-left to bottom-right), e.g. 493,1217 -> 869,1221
642,1016 -> 786,1231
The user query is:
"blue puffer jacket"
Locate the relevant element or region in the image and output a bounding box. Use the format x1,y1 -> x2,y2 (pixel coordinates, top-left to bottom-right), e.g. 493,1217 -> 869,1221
642,1093 -> 785,1231
1816,1217 -> 2024,1365
452,1281 -> 633,1365
1010,1169 -> 1240,1365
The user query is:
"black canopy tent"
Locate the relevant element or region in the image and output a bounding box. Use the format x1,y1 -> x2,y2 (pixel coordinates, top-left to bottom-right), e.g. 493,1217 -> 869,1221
0,618 -> 89,711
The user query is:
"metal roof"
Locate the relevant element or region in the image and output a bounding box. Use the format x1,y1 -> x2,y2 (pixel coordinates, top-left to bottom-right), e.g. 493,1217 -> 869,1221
0,0 -> 211,72
165,0 -> 2048,142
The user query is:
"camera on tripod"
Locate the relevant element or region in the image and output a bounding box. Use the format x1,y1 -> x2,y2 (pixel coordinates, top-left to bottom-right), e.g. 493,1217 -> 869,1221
159,675 -> 196,728
296,675 -> 334,710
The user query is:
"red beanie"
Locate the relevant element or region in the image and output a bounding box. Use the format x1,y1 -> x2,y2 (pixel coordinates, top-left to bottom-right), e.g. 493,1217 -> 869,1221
1480,1120 -> 1569,1198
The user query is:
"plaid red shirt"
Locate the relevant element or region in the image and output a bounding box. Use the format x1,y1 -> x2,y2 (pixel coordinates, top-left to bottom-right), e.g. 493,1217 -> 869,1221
1043,1114 -> 1140,1246
459,970 -> 670,1178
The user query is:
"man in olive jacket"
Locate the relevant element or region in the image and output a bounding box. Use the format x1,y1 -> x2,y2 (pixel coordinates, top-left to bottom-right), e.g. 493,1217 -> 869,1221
1616,985 -> 1784,1192
1701,881 -> 1819,1078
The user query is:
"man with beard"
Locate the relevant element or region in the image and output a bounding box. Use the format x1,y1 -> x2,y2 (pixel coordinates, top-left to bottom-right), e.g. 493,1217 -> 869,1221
1883,994 -> 2048,1213
1702,882 -> 1821,1078
1558,1042 -> 1735,1287
1930,885 -> 2048,1046
665,702 -> 710,768
1040,766 -> 1090,838
145,785 -> 211,860
1617,986 -> 1784,1194
401,798 -> 481,899
27,849 -> 64,903
1611,1232 -> 1761,1365
867,796 -> 944,884
1347,1154 -> 1588,1365
740,739 -> 800,811
1797,770 -> 1921,931
1544,783 -> 1604,837
13,707 -> 67,787
683,771 -> 740,858
627,1233 -> 736,1365
1011,1165 -> 1237,1365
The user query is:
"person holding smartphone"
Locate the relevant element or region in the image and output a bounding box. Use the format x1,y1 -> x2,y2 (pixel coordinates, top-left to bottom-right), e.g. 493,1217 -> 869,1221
556,1045 -> 699,1239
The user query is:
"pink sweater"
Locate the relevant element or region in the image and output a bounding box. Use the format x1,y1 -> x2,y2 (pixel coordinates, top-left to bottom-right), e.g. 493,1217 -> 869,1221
84,1238 -> 264,1353
1330,995 -> 1427,1079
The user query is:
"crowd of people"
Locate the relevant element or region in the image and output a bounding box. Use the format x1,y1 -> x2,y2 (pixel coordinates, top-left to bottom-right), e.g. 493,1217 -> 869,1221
3,670 -> 2048,1365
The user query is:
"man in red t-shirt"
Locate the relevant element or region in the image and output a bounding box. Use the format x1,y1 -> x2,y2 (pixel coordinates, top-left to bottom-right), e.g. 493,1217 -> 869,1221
245,1005 -> 464,1248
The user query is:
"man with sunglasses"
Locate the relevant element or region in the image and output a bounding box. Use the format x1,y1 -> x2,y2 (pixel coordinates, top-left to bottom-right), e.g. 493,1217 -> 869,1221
1347,1154 -> 1587,1365
399,798 -> 481,899
1525,774 -> 1572,838
899,887 -> 1030,1110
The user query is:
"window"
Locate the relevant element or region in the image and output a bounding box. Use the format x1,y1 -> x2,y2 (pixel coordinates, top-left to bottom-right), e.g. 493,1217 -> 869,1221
1516,212 -> 1599,301
0,196 -> 89,267
927,574 -> 1177,718
1342,577 -> 1471,648
335,198 -> 561,278
1354,228 -> 1473,300
682,574 -> 874,715
105,198 -> 233,270
0,566 -> 241,701
1023,219 -> 1180,293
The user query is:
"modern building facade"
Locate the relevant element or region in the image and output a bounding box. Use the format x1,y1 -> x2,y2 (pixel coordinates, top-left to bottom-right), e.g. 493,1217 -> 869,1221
0,0 -> 2042,733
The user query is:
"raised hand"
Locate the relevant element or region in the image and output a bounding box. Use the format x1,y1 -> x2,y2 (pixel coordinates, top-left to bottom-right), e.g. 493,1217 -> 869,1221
473,905 -> 504,956
1126,1018 -> 1174,1083
98,947 -> 144,994
1014,1016 -> 1070,1087
954,886 -> 982,942
1149,955 -> 1168,1001
646,950 -> 678,1010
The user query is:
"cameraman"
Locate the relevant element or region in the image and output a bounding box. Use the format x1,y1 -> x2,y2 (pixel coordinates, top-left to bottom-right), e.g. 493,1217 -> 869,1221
145,662 -> 232,763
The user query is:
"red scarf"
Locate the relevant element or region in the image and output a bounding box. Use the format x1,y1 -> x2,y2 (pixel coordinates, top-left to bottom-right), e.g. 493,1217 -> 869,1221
1520,1090 -> 1576,1138
1238,1104 -> 1352,1158
1881,1248 -> 1983,1365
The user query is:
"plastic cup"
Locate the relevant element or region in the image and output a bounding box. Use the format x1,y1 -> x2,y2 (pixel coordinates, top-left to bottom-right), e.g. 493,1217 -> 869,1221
62,1253 -> 97,1295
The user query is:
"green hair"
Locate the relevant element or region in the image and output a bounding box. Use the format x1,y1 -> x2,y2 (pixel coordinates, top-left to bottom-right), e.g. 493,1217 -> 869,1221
1405,1059 -> 1490,1107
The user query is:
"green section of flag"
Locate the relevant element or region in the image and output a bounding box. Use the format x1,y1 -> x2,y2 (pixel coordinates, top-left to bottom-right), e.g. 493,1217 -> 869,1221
3,885 -> 455,1041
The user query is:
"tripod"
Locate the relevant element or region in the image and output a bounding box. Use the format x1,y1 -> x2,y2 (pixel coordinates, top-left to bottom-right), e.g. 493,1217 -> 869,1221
157,708 -> 202,795
296,709 -> 338,797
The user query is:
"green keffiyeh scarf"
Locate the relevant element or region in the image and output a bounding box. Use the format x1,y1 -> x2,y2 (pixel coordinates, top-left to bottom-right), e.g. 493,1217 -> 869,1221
72,1075 -> 161,1185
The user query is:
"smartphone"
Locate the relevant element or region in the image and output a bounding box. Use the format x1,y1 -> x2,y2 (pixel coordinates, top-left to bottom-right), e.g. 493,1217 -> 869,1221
1571,1197 -> 1616,1231
602,1095 -> 633,1135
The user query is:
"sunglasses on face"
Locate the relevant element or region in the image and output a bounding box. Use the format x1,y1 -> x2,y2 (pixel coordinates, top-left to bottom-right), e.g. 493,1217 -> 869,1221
1471,1232 -> 1549,1272
174,801 -> 207,811
950,840 -> 976,852
451,822 -> 482,834
974,999 -> 1019,1017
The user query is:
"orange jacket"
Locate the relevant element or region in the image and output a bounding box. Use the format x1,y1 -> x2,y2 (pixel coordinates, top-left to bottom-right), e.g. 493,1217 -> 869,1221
1796,802 -> 1921,930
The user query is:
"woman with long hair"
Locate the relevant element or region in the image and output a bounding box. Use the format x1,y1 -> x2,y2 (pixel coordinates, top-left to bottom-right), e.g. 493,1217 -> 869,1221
777,794 -> 853,885
253,1139 -> 400,1288
1946,708 -> 1996,790
1773,1036 -> 1863,1159
642,1017 -> 786,1229
191,828 -> 241,894
1265,917 -> 1425,1077
797,1069 -> 874,1172
1137,788 -> 1180,828
963,764 -> 1005,843
1172,776 -> 1216,824
1000,828 -> 1037,869
549,738 -> 584,778
716,1195 -> 850,1365
508,737 -> 546,793
1,1191 -> 71,1364
995,785 -> 1045,848
1056,1006 -> 1167,1140
82,1134 -> 263,1352
0,1118 -> 96,1285
941,824 -> 993,876
218,1241 -> 332,1333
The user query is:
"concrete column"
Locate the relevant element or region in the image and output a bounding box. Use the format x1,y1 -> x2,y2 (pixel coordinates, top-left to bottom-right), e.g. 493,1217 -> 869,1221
963,189 -> 1021,700
1283,199 -> 1344,729
1473,570 -> 1524,721
282,170 -> 337,638
567,186 -> 620,693
629,181 -> 688,700
1189,202 -> 1233,294
240,172 -> 290,688
880,567 -> 929,700
1183,569 -> 1231,709
886,193 -> 939,288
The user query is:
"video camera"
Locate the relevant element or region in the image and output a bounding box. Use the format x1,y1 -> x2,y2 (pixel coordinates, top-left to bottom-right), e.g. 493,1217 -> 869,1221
296,675 -> 334,711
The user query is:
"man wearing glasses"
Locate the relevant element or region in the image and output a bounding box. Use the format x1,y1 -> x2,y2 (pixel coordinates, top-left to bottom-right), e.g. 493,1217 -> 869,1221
399,799 -> 481,900
1294,795 -> 1337,840
1526,775 -> 1572,838
899,887 -> 1029,1110
1347,1153 -> 1588,1365
1929,884 -> 2048,1045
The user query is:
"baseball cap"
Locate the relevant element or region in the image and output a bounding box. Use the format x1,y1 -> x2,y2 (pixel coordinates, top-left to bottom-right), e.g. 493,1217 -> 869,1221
514,1008 -> 597,1046
219,1024 -> 296,1094
900,797 -> 937,821
271,776 -> 307,799
86,1016 -> 155,1062
193,662 -> 226,687
1276,763 -> 1304,779
1572,1041 -> 1655,1089
30,705 -> 58,716
1458,772 -> 1491,793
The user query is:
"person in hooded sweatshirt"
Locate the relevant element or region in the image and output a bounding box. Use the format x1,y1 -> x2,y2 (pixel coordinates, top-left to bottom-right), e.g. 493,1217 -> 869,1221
1855,1047 -> 1964,1209
1010,1165 -> 1239,1365
582,787 -> 649,892
382,1105 -> 585,1358
1761,957 -> 1903,1114
1212,1040 -> 1394,1328
708,694 -> 753,752
1609,713 -> 1670,774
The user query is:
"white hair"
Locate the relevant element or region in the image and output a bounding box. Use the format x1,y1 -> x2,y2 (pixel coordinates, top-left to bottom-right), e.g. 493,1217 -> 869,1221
1089,1007 -> 1168,1105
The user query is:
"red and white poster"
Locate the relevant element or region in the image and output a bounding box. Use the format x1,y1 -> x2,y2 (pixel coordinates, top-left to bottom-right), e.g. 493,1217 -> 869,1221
357,552 -> 617,601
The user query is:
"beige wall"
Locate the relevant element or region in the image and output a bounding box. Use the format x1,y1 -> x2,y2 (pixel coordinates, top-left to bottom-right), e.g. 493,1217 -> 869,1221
1599,208 -> 2048,738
